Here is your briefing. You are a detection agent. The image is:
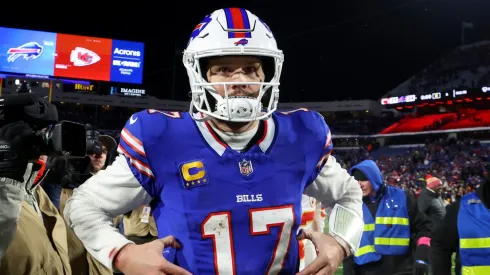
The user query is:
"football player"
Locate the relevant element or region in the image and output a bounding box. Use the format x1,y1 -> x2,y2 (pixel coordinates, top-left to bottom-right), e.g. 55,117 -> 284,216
64,7 -> 364,275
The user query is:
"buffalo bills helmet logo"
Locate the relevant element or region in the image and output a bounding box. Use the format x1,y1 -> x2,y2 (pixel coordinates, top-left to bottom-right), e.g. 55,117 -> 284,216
234,39 -> 248,46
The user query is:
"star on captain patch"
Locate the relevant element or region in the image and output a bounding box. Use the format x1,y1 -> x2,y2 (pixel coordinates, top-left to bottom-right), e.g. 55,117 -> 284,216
238,159 -> 253,176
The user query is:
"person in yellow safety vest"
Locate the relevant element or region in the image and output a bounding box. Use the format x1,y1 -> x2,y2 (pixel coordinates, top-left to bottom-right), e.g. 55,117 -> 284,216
430,178 -> 490,275
342,160 -> 433,275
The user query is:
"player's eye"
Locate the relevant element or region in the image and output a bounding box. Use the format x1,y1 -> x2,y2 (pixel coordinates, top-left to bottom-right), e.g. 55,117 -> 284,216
244,66 -> 258,74
217,67 -> 233,73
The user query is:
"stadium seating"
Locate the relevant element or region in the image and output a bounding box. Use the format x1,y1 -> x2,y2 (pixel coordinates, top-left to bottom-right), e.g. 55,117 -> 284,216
379,113 -> 455,133
380,110 -> 490,134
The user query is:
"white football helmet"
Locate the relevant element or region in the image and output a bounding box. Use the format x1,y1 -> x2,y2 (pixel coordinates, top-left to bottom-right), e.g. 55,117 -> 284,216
183,8 -> 284,122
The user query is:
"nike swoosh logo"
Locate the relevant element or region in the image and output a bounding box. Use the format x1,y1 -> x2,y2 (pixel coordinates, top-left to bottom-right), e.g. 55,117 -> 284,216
129,115 -> 138,124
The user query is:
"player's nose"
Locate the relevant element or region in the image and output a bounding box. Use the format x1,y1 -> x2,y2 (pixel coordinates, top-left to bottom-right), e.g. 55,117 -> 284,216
227,72 -> 253,96
228,79 -> 248,95
230,83 -> 248,95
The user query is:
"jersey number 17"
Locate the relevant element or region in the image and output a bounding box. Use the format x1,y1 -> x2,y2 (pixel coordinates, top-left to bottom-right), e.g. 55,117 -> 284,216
201,205 -> 295,275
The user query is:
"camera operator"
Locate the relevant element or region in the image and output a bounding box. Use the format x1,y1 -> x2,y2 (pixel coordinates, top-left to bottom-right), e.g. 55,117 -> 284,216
0,94 -> 72,274
0,89 -> 110,274
43,128 -> 117,209
59,132 -> 117,275
58,128 -> 117,209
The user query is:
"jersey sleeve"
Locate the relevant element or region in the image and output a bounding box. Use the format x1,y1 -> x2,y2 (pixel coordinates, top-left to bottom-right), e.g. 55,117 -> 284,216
305,111 -> 334,182
303,111 -> 363,219
118,111 -> 156,197
63,155 -> 152,268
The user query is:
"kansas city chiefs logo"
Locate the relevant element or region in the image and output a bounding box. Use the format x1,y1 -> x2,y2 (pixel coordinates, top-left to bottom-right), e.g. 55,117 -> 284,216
70,47 -> 101,67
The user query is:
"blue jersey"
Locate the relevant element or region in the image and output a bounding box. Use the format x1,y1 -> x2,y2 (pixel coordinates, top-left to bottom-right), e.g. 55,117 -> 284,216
118,109 -> 333,274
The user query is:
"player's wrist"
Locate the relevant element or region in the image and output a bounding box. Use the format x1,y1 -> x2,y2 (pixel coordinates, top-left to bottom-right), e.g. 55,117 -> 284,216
328,233 -> 351,257
113,243 -> 136,271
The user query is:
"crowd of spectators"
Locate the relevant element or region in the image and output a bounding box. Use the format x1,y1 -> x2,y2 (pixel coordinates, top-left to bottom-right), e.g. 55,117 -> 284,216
334,138 -> 490,204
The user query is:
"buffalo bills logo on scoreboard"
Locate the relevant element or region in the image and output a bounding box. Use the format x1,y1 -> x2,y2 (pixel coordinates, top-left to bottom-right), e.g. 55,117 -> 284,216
7,42 -> 43,62
0,27 -> 57,76
238,159 -> 253,176
187,15 -> 212,47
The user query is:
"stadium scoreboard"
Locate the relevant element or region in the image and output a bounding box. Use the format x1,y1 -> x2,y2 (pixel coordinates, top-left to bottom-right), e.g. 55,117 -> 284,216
0,26 -> 145,85
381,86 -> 490,107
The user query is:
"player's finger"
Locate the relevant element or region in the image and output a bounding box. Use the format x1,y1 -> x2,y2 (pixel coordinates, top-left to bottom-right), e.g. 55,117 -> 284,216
317,265 -> 334,275
296,257 -> 327,275
160,261 -> 192,275
159,236 -> 182,249
296,229 -> 312,241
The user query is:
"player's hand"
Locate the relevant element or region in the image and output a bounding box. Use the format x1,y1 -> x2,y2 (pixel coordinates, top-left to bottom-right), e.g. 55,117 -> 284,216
114,235 -> 192,275
296,230 -> 345,275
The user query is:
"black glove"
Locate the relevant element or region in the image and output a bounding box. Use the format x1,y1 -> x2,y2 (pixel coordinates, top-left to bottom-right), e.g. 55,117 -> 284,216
0,121 -> 34,181
413,244 -> 430,275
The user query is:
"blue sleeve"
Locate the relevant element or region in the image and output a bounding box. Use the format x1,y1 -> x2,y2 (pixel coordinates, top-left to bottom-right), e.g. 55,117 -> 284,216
306,111 -> 334,182
118,110 -> 157,197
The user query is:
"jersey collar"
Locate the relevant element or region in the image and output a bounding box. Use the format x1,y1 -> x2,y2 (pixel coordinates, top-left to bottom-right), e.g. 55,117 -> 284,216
194,113 -> 276,156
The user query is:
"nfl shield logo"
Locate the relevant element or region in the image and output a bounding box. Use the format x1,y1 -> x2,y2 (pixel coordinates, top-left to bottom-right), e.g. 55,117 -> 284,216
239,159 -> 253,176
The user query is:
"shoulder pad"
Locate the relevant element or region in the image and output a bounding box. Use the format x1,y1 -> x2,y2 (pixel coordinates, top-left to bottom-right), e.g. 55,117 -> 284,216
275,108 -> 333,154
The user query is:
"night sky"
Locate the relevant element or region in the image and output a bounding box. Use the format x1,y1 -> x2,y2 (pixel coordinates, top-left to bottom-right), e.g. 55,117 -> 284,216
0,0 -> 489,102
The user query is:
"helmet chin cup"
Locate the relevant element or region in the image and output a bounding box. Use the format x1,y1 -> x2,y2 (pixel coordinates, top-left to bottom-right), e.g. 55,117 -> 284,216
214,96 -> 262,121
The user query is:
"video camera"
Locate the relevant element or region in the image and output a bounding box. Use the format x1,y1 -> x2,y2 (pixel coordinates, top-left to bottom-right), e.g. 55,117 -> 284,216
43,125 -> 106,189
0,79 -> 109,183
85,126 -> 103,156
0,81 -> 91,160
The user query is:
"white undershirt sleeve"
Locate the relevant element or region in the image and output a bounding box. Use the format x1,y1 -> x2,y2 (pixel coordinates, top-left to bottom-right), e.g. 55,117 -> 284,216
64,155 -> 152,268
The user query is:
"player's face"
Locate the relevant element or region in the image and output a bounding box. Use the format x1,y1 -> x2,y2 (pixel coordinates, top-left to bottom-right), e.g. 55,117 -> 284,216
206,56 -> 265,98
358,180 -> 375,197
